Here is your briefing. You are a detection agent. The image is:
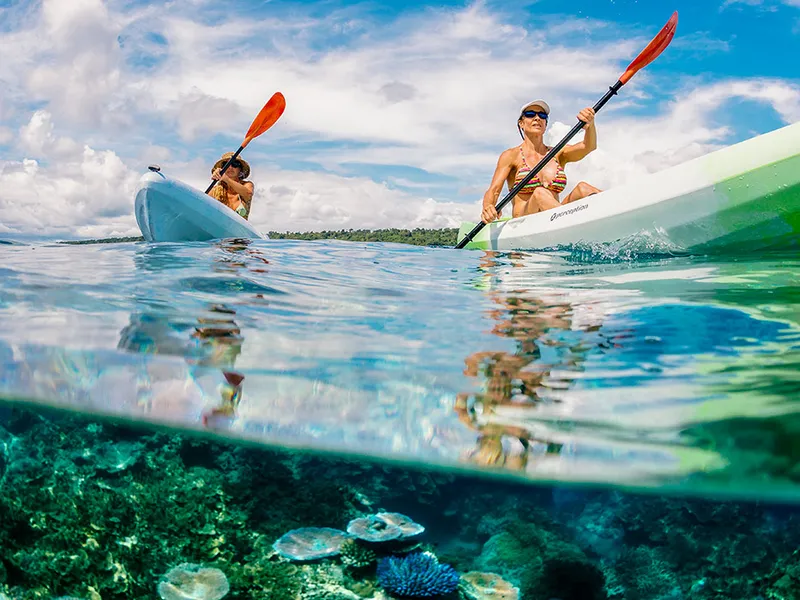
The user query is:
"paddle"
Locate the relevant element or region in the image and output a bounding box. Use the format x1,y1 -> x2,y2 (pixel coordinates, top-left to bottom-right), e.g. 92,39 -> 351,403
455,11 -> 679,250
205,91 -> 287,194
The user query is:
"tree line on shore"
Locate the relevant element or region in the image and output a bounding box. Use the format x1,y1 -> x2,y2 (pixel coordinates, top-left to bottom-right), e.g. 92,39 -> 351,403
61,228 -> 459,247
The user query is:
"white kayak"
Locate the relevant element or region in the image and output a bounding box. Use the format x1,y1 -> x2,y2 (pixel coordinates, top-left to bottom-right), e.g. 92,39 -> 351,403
134,167 -> 268,243
457,120 -> 800,253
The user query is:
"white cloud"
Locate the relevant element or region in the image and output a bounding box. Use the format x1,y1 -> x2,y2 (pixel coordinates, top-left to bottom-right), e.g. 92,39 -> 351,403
722,0 -> 800,9
0,110 -> 471,237
0,111 -> 141,239
549,78 -> 800,193
722,0 -> 771,5
19,111 -> 81,158
149,158 -> 473,234
0,0 -> 798,239
26,0 -> 135,129
671,31 -> 733,55
251,172 -> 471,232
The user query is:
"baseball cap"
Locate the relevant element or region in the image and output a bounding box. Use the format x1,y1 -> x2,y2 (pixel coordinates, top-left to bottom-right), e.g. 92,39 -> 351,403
518,99 -> 551,118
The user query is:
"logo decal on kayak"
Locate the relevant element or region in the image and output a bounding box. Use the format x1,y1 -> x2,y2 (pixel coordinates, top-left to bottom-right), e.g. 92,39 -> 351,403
550,203 -> 588,222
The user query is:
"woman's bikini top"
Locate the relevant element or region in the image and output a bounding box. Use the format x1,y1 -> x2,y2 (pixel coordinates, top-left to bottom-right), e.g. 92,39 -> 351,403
513,145 -> 567,194
210,182 -> 252,219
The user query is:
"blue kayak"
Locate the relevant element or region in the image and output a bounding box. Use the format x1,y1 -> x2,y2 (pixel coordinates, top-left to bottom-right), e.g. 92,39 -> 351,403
134,167 -> 267,243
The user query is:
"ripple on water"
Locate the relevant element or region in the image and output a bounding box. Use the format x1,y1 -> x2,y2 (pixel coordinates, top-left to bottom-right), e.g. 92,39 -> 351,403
0,238 -> 798,502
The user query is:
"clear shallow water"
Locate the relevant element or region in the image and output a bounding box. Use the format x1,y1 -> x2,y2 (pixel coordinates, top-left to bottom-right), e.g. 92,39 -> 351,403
0,237 -> 798,501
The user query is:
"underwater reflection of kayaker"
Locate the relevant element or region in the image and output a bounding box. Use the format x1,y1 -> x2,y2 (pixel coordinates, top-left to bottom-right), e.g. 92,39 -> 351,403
117,303 -> 247,426
455,295 -> 579,470
456,376 -> 561,471
190,305 -> 247,426
207,152 -> 255,220
191,304 -> 244,367
480,100 -> 601,224
215,238 -> 270,275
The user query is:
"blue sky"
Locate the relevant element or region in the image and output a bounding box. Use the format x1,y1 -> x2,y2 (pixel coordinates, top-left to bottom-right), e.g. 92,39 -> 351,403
0,0 -> 798,239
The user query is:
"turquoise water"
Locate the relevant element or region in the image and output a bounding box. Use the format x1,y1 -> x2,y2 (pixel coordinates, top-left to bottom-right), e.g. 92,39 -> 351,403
1,237 -> 798,502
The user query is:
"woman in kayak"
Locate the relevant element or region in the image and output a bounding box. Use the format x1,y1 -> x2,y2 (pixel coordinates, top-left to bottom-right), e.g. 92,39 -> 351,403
480,100 -> 601,224
207,152 -> 255,219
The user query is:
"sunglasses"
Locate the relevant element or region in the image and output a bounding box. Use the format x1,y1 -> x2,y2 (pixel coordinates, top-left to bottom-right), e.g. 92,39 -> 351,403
522,110 -> 548,120
226,160 -> 243,170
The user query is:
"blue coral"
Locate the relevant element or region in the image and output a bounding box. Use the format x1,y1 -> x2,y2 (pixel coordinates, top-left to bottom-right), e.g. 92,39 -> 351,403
376,552 -> 460,598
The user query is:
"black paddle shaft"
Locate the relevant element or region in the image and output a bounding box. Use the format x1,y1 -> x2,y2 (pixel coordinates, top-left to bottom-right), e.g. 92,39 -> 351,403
454,80 -> 624,249
204,146 -> 246,195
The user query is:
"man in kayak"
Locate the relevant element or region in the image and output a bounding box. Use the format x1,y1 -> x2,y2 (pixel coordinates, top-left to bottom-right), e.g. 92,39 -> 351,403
207,152 -> 255,219
480,100 -> 601,224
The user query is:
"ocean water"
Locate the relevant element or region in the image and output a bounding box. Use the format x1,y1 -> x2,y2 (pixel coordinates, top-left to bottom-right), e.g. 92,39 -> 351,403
1,236 -> 799,599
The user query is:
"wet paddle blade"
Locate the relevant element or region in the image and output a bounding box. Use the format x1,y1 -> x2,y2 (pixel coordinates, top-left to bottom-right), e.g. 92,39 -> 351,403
619,11 -> 678,85
242,92 -> 287,148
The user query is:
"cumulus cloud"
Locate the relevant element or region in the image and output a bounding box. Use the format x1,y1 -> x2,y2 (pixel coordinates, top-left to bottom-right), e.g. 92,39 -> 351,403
25,0 -> 135,129
142,157 -> 473,234
0,111 -> 470,237
0,0 -> 798,239
249,172 -> 471,232
0,111 -> 141,239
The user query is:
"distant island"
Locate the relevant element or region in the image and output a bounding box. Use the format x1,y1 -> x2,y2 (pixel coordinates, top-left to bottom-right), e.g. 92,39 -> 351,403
60,228 -> 459,247
269,228 -> 458,246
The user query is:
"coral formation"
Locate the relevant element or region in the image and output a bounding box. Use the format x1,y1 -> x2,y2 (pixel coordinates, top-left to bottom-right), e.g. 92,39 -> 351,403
376,552 -> 460,598
347,515 -> 404,543
374,512 -> 426,538
0,409 -> 361,599
339,539 -> 378,569
458,571 -> 519,600
537,557 -> 607,600
2,404 -> 800,600
346,511 -> 425,548
157,563 -> 229,600
293,562 -> 363,600
224,536 -> 300,600
272,527 -> 353,561
763,549 -> 800,600
610,545 -> 680,600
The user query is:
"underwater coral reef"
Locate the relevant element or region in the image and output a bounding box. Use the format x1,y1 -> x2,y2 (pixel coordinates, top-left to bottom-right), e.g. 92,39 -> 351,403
1,405 -> 799,600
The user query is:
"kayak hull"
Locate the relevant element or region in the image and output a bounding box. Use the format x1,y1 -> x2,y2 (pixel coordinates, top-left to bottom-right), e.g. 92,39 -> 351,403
134,170 -> 267,243
458,121 -> 800,253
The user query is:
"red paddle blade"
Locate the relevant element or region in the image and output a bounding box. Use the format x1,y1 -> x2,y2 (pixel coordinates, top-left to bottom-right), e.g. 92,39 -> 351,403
619,11 -> 678,85
223,371 -> 245,386
242,92 -> 286,148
